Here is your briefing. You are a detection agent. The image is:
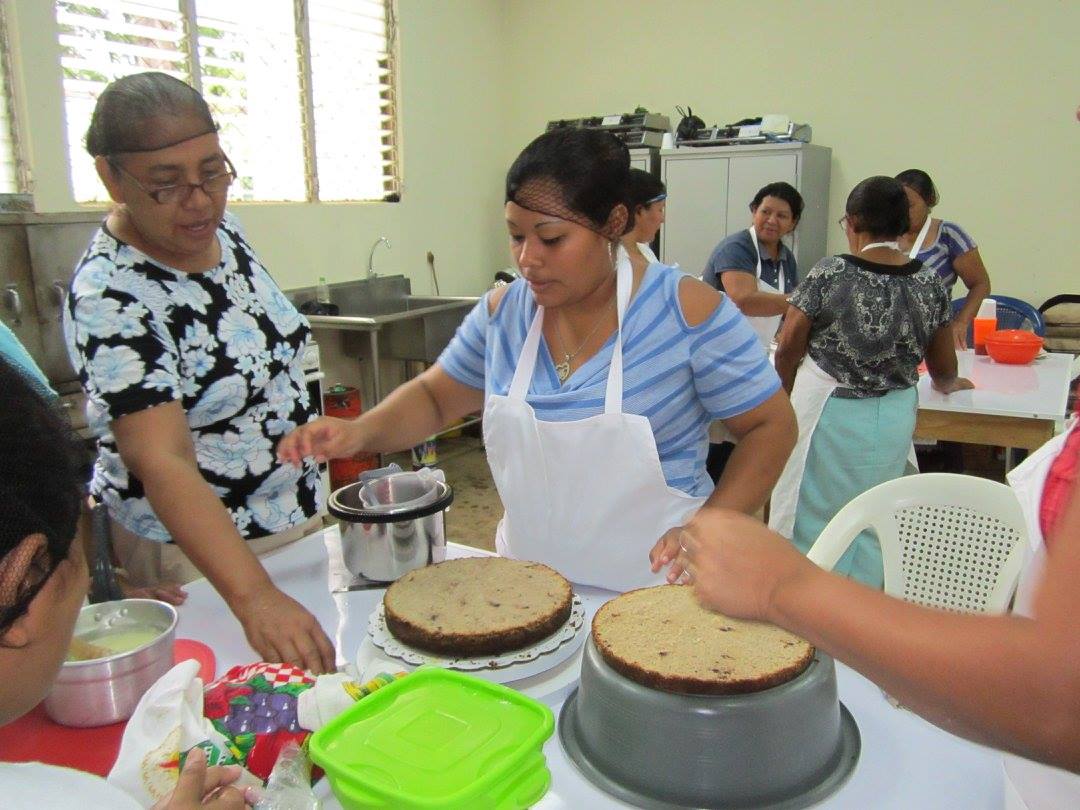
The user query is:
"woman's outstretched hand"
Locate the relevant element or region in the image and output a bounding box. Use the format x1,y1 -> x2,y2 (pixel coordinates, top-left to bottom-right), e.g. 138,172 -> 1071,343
276,416 -> 360,466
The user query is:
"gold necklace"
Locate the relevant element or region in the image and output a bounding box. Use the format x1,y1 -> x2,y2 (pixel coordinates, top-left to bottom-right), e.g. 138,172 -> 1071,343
553,296 -> 615,383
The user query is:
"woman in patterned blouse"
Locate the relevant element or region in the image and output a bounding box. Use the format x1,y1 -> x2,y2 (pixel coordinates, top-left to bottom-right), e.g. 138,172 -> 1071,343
770,176 -> 972,587
64,73 -> 333,672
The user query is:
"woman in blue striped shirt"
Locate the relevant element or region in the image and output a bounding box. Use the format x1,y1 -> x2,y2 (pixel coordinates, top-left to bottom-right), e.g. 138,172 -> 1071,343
896,169 -> 991,348
280,129 -> 796,590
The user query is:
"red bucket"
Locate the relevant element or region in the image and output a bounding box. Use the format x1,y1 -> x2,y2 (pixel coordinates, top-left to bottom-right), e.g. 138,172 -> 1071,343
322,385 -> 379,489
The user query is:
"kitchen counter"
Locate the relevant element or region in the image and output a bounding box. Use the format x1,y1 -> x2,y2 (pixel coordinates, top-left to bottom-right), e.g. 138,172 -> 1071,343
178,527 -> 1004,809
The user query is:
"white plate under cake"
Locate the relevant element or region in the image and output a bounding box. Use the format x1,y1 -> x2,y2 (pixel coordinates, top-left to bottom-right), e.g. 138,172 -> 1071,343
383,557 -> 573,656
592,585 -> 814,695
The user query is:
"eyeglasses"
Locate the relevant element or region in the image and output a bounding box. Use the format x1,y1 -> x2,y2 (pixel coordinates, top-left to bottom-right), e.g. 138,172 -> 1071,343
837,215 -> 849,231
110,156 -> 237,205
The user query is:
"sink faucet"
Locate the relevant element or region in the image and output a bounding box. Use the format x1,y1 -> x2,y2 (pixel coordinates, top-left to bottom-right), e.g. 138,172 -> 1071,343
367,236 -> 391,279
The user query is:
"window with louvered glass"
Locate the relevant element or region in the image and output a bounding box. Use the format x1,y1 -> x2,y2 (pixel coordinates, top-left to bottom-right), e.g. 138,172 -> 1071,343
55,0 -> 399,204
0,4 -> 25,194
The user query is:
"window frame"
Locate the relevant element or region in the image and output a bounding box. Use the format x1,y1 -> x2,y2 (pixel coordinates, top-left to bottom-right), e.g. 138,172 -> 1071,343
0,0 -> 29,199
55,0 -> 401,205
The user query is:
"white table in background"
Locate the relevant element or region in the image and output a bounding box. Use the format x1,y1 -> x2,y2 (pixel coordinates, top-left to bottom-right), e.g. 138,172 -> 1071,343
916,350 -> 1073,451
177,528 -> 1003,809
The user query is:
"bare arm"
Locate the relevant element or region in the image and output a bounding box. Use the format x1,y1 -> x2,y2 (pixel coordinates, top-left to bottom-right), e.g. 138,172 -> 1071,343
279,289 -> 503,466
649,278 -> 797,575
277,364 -> 484,465
708,390 -> 797,515
950,248 -> 991,347
721,270 -> 790,317
924,324 -> 974,394
773,306 -> 811,393
684,488 -> 1080,773
114,403 -> 334,672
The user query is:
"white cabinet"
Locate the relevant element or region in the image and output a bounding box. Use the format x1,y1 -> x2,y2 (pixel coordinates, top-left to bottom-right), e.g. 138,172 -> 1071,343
628,147 -> 658,175
659,143 -> 831,279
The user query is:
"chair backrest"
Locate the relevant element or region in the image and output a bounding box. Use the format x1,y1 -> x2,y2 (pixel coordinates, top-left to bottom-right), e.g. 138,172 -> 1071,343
952,295 -> 1045,337
806,473 -> 1028,613
1038,293 -> 1080,313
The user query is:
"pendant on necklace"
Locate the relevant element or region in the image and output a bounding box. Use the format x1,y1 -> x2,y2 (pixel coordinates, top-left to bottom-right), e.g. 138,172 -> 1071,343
555,358 -> 571,383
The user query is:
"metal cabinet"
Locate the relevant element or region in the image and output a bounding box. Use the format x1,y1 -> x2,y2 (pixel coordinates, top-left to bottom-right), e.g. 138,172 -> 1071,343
628,147 -> 659,176
0,224 -> 38,359
659,143 -> 831,279
0,213 -> 103,433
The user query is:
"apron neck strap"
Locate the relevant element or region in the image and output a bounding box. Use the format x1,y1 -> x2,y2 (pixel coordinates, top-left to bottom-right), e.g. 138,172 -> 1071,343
909,216 -> 932,259
604,244 -> 631,414
508,243 -> 631,415
508,302 -> 545,400
748,226 -> 785,294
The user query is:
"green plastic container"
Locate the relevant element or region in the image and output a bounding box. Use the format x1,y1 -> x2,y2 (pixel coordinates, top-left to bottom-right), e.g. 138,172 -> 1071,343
309,668 -> 555,809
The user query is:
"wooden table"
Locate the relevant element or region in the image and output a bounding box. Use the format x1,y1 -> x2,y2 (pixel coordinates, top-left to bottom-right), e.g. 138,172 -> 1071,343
916,350 -> 1073,451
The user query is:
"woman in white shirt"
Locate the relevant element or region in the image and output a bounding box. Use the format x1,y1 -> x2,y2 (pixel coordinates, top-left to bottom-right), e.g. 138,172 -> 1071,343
0,358 -> 255,809
621,168 -> 666,268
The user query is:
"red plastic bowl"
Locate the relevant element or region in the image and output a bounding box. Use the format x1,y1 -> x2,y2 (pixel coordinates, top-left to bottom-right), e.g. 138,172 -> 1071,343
984,329 -> 1043,364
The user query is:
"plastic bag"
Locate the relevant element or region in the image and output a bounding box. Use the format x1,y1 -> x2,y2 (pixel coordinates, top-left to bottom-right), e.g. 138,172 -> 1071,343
358,468 -> 445,512
253,741 -> 318,810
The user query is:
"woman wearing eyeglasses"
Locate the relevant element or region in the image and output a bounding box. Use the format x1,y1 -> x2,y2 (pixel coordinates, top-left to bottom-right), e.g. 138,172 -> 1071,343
63,72 -> 334,673
766,176 -> 972,587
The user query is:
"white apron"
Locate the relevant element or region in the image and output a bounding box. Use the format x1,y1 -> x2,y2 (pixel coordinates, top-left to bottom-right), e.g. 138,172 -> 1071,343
1003,420 -> 1080,810
768,356 -> 840,538
483,247 -> 706,591
907,214 -> 934,259
768,357 -> 920,539
637,242 -> 659,266
747,226 -> 786,348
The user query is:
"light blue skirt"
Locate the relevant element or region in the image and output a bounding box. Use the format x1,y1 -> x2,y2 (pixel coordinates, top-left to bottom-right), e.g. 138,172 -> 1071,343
791,387 -> 918,588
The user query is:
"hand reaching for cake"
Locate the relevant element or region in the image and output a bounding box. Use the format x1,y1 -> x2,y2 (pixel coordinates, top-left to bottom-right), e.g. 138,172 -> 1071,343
648,526 -> 691,583
678,509 -> 814,623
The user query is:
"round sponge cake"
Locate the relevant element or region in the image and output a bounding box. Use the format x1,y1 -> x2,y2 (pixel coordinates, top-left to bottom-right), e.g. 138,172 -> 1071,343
383,557 -> 573,656
592,585 -> 814,695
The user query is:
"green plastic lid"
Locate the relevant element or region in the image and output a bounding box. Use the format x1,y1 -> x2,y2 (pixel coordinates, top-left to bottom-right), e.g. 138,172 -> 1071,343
310,668 -> 554,809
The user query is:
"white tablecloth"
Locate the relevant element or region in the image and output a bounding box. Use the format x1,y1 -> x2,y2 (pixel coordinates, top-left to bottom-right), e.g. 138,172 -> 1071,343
176,528 -> 1003,808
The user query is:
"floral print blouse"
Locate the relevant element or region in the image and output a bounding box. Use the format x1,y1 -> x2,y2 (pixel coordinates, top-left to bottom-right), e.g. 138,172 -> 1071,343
64,212 -> 321,542
790,254 -> 951,399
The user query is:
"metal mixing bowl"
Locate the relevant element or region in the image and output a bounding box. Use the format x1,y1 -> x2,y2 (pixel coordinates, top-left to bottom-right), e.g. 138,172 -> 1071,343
45,599 -> 177,727
559,636 -> 860,809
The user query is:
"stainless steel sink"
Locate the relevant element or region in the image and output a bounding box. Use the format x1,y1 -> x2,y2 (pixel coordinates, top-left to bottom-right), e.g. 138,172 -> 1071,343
287,276 -> 478,401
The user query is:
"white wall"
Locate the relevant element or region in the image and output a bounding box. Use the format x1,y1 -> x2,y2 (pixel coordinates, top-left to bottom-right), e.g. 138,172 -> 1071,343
501,0 -> 1080,304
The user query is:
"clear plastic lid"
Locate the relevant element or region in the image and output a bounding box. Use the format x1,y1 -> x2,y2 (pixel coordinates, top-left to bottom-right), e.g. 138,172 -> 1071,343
976,298 -> 997,319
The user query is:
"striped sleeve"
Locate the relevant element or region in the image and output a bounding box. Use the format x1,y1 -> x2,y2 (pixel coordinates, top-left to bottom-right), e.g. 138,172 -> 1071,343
940,221 -> 977,259
436,293 -> 490,390
689,296 -> 780,420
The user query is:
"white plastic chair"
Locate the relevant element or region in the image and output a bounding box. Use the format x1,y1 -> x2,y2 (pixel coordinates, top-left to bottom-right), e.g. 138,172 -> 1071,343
806,473 -> 1028,614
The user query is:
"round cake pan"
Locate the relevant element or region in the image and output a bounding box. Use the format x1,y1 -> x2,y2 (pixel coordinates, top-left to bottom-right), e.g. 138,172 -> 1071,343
558,636 -> 861,809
